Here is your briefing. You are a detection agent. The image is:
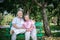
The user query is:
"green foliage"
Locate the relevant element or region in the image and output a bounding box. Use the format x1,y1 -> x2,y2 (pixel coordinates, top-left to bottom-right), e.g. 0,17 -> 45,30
0,0 -> 60,24
1,14 -> 14,25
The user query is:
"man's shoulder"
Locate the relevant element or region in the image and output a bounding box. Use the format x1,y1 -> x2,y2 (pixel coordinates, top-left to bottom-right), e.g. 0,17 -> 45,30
13,17 -> 18,20
13,17 -> 24,21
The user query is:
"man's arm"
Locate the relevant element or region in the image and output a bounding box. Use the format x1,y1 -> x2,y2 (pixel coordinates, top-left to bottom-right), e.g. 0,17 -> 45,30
13,24 -> 24,29
12,24 -> 19,29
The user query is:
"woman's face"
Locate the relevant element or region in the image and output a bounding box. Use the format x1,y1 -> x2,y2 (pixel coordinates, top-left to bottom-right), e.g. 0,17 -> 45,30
24,15 -> 29,21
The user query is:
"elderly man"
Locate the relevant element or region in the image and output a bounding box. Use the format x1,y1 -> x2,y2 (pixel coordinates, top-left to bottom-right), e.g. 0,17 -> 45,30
10,10 -> 26,40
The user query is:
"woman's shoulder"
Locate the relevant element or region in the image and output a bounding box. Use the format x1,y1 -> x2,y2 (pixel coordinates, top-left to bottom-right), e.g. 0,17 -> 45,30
30,20 -> 35,24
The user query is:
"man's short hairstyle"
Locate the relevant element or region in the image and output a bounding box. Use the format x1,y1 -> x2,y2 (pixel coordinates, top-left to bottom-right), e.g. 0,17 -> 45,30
17,8 -> 23,13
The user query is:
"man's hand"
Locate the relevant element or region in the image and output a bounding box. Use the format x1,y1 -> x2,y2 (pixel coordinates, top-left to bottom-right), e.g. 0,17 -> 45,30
10,30 -> 14,35
19,27 -> 25,29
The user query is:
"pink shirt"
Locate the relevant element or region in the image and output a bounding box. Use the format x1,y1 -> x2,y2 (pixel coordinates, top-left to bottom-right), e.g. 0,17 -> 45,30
23,20 -> 35,29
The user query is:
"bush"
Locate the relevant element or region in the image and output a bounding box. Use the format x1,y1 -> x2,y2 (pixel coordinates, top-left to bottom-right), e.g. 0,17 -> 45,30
1,13 -> 14,26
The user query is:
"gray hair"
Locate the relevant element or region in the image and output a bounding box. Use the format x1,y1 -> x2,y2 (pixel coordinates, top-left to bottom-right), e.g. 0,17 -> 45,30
17,8 -> 23,12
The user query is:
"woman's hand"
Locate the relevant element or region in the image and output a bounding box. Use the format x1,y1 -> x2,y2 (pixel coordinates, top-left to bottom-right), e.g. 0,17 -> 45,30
26,27 -> 34,32
26,29 -> 31,32
26,28 -> 32,32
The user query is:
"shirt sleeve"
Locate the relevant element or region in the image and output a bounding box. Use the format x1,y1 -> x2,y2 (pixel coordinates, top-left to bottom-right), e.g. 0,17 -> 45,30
31,20 -> 35,27
12,18 -> 17,24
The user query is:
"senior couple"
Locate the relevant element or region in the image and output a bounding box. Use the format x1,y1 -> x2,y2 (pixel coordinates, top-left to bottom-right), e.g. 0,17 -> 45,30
10,10 -> 37,40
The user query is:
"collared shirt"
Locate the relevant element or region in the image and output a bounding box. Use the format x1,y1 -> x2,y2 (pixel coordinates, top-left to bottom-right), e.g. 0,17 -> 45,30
23,20 -> 35,29
11,17 -> 24,30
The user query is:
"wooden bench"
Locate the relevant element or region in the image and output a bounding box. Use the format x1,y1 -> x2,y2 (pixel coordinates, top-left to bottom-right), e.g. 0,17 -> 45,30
0,22 -> 44,40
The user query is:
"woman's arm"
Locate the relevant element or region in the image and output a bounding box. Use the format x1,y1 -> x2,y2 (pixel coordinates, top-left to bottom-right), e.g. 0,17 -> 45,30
26,24 -> 34,32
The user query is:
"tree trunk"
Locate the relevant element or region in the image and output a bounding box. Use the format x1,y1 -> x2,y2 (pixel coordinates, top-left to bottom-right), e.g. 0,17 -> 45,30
57,12 -> 60,26
42,7 -> 51,36
34,0 -> 51,36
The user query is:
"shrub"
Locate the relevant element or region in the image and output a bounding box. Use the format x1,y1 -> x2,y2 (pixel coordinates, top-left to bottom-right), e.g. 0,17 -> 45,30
1,13 -> 14,26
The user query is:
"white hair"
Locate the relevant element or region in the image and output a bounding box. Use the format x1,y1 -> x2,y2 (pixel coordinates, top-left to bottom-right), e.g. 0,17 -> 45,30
17,8 -> 23,12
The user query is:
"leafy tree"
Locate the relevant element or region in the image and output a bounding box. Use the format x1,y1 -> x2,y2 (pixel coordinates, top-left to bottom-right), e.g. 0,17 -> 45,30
33,0 -> 60,36
0,0 -> 60,36
33,0 -> 52,36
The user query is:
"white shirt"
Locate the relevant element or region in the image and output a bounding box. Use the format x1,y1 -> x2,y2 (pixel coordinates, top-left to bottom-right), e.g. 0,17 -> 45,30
11,17 -> 24,30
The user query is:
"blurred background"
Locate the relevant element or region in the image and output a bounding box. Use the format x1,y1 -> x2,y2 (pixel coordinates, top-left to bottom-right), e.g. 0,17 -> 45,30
0,0 -> 60,40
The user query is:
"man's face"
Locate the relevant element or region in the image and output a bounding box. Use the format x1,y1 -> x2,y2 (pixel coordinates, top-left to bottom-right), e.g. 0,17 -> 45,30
17,11 -> 23,18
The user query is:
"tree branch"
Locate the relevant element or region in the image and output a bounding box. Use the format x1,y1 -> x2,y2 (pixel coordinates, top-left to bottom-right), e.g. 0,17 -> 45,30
34,0 -> 42,7
27,4 -> 32,15
43,2 -> 47,7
